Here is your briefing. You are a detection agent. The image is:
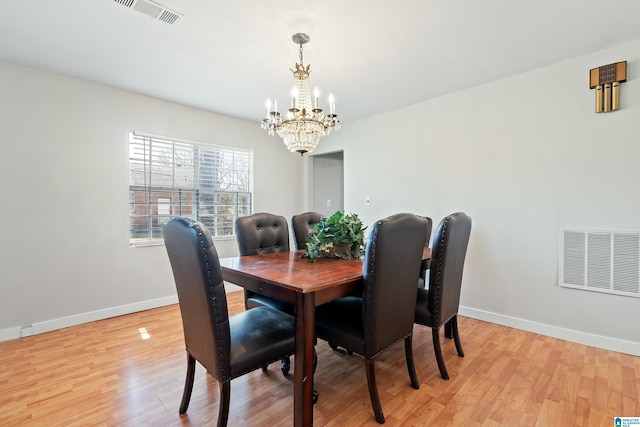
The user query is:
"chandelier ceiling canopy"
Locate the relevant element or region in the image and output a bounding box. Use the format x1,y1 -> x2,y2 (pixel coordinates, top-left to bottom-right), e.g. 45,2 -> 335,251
261,33 -> 340,155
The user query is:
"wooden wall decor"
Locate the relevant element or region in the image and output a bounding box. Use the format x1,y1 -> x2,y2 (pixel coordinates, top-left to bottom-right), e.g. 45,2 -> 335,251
590,61 -> 627,113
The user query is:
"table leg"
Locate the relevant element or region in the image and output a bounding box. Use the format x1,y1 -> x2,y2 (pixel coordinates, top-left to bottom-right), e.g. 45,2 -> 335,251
294,292 -> 315,427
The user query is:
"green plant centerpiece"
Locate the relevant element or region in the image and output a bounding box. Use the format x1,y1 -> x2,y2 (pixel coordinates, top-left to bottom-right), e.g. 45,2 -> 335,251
303,210 -> 367,262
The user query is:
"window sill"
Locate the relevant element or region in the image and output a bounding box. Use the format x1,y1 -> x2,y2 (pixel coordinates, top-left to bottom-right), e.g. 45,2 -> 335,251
129,234 -> 237,248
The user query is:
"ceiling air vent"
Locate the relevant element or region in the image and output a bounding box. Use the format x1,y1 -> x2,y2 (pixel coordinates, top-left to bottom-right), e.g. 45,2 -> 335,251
114,0 -> 183,25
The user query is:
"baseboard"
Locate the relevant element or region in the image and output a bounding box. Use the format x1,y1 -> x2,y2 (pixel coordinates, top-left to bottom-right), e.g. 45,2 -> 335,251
7,296 -> 635,356
0,326 -> 23,342
0,286 -> 243,343
0,295 -> 178,343
459,306 -> 640,357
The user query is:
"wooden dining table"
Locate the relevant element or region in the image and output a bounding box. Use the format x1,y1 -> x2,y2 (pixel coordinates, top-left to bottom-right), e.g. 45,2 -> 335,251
219,248 -> 431,427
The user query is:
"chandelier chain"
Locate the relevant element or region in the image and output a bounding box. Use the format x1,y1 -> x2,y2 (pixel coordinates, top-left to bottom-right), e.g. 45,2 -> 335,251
298,42 -> 304,67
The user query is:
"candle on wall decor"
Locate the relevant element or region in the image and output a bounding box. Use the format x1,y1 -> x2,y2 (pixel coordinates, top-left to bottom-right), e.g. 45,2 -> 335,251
603,83 -> 612,112
612,81 -> 621,110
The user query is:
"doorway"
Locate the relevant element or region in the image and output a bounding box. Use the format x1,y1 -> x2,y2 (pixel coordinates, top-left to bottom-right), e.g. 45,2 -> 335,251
311,151 -> 344,216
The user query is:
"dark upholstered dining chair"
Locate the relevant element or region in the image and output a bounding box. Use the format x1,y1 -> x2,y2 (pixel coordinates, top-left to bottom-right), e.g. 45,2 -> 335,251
291,211 -> 323,250
235,213 -> 293,313
235,212 -> 293,375
314,213 -> 429,424
163,217 -> 296,427
415,212 -> 472,380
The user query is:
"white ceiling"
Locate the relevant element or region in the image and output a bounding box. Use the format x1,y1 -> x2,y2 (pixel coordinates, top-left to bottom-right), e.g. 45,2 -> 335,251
2,0 -> 640,124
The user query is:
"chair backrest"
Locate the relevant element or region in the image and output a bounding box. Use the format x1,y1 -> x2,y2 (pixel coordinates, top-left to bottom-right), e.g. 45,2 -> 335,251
291,211 -> 323,250
235,213 -> 290,256
163,217 -> 231,381
363,213 -> 428,356
423,216 -> 433,248
428,212 -> 472,327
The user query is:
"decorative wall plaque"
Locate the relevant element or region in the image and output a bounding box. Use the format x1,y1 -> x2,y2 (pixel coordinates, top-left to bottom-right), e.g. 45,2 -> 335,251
590,61 -> 627,113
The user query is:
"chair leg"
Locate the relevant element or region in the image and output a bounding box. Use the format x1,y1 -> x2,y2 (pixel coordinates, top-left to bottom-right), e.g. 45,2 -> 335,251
281,356 -> 291,376
179,353 -> 196,414
313,347 -> 317,373
432,328 -> 449,380
450,316 -> 465,357
444,319 -> 453,339
313,347 -> 319,404
217,381 -> 231,427
365,358 -> 385,424
261,356 -> 290,375
329,341 -> 353,355
404,336 -> 420,389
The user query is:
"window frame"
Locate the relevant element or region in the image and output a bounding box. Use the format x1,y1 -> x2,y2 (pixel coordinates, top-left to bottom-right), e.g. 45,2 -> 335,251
128,131 -> 253,247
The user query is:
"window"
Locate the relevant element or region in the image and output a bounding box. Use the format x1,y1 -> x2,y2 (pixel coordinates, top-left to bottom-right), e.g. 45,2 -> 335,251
128,131 -> 253,246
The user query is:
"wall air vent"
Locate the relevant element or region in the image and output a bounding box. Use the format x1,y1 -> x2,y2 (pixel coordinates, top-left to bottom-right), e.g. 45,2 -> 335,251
559,228 -> 640,298
114,0 -> 183,25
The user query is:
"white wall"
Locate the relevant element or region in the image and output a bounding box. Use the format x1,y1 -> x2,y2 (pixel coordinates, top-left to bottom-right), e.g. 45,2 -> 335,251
311,41 -> 640,355
0,60 -> 303,340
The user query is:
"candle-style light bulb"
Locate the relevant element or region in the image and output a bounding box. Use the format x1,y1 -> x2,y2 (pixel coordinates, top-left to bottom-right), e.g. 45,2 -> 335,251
314,87 -> 320,109
273,99 -> 277,113
291,87 -> 298,109
266,98 -> 272,115
328,93 -> 335,115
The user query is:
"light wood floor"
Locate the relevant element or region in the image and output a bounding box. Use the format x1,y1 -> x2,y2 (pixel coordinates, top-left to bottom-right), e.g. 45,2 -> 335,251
1,290 -> 638,426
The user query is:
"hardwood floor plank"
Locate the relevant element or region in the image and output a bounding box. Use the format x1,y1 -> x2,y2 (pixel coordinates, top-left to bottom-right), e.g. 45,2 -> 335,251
1,290 -> 639,426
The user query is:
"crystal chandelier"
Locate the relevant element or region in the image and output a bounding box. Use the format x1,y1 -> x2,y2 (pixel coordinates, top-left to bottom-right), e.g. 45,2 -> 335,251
261,33 -> 340,155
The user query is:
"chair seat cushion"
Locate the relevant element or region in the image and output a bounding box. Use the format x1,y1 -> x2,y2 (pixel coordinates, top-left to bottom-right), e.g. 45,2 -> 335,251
315,296 -> 365,355
246,294 -> 294,314
229,306 -> 295,378
414,288 -> 433,326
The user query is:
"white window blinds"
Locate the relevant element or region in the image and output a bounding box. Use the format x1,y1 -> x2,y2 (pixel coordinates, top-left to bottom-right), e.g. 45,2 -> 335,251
128,131 -> 253,246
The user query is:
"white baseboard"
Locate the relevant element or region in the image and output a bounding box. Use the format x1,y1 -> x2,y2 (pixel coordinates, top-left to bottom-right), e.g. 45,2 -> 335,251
0,295 -> 179,343
459,306 -> 640,357
0,286 -> 244,344
1,285 -> 242,343
5,296 -> 635,357
0,326 -> 22,342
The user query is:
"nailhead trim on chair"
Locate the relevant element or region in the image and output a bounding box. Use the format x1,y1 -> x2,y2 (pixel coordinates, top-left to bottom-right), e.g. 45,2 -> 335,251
431,215 -> 451,328
188,218 -> 228,379
364,220 -> 380,345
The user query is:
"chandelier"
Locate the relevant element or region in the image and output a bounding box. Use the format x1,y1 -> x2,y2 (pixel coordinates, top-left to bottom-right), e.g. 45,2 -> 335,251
261,33 -> 340,155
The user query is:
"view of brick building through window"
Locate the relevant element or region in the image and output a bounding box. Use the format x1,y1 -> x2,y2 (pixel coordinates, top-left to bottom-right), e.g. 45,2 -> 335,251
128,132 -> 252,246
